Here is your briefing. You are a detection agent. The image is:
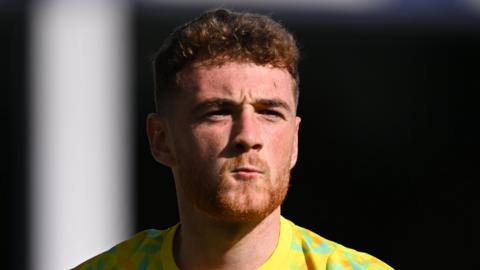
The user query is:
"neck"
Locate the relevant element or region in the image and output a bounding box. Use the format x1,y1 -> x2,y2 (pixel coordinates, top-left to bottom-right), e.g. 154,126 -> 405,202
174,200 -> 281,270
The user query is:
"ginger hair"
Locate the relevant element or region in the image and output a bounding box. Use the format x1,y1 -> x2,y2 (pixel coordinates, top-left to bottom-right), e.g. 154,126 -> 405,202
152,8 -> 300,113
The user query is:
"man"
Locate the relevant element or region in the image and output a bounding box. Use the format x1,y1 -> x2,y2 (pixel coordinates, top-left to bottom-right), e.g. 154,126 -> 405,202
74,9 -> 393,270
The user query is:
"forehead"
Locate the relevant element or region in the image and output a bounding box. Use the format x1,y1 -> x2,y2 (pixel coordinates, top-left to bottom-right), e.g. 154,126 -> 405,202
177,61 -> 296,105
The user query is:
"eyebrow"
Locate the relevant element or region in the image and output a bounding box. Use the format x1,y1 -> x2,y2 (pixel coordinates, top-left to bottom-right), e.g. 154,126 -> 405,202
190,98 -> 237,115
191,98 -> 293,114
255,98 -> 292,113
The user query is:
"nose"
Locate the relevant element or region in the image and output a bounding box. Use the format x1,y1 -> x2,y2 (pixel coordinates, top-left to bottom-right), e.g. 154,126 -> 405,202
232,109 -> 263,152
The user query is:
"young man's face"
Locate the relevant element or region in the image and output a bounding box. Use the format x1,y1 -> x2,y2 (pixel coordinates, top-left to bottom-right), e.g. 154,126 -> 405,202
151,61 -> 300,222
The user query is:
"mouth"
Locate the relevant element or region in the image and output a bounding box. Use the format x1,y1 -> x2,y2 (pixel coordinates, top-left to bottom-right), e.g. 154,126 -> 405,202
231,166 -> 263,179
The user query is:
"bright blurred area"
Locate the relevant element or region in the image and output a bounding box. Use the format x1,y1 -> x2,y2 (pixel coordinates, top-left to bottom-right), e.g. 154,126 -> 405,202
2,0 -> 479,269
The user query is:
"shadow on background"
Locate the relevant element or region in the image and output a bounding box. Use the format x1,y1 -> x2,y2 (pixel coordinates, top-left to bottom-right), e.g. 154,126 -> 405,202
1,1 -> 28,269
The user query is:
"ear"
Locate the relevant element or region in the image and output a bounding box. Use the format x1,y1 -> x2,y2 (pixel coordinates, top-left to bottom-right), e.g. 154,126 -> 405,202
290,116 -> 301,169
146,113 -> 176,167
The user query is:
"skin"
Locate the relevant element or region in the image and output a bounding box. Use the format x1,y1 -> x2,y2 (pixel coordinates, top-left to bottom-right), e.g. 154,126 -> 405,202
147,61 -> 301,270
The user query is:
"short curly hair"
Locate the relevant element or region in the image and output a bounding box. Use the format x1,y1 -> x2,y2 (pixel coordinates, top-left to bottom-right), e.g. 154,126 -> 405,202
152,8 -> 300,113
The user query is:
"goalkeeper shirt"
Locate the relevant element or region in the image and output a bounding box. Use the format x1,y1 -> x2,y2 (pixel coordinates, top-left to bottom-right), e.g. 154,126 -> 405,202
73,216 -> 393,270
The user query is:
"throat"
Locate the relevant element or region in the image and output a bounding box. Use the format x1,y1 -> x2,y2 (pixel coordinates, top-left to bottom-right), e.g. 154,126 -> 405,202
174,208 -> 281,270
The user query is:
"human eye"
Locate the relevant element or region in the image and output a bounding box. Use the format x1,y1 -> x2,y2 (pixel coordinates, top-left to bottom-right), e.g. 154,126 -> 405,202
258,109 -> 285,121
203,109 -> 230,120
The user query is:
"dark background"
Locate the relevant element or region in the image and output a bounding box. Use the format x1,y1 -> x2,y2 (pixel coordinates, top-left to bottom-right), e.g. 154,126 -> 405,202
2,1 -> 28,269
3,2 -> 479,269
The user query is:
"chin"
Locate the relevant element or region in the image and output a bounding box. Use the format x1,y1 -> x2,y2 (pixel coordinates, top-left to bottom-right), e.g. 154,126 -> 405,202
184,168 -> 291,223
209,191 -> 283,223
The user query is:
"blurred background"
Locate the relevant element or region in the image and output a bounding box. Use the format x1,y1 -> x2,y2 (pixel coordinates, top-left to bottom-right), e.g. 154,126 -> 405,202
2,0 -> 479,269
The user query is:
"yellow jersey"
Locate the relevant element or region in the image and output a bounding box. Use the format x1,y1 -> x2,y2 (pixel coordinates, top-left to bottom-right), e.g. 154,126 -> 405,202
73,216 -> 393,270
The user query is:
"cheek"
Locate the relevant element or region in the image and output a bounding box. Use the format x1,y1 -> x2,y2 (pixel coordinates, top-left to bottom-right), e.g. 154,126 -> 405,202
268,127 -> 295,162
191,125 -> 228,159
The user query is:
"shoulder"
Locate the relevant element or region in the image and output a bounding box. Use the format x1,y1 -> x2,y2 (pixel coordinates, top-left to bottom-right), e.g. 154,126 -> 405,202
288,220 -> 394,270
325,242 -> 394,270
71,228 -> 171,270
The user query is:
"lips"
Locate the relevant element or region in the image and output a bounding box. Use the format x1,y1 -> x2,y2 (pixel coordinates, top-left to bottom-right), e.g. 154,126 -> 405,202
231,166 -> 263,179
232,166 -> 262,173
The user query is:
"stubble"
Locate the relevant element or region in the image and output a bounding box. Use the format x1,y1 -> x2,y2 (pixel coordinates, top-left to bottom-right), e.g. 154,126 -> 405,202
178,154 -> 291,222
